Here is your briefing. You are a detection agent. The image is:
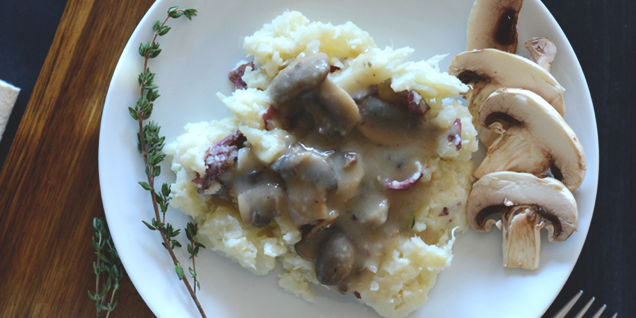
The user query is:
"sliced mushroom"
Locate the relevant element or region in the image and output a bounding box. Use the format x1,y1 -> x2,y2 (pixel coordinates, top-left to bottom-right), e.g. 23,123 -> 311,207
356,97 -> 421,146
265,100 -> 317,135
525,37 -> 557,72
304,79 -> 360,139
467,171 -> 578,270
315,231 -> 356,286
235,170 -> 285,227
474,88 -> 586,191
466,0 -> 524,53
448,49 -> 565,146
295,227 -> 356,286
271,146 -> 338,225
267,53 -> 330,105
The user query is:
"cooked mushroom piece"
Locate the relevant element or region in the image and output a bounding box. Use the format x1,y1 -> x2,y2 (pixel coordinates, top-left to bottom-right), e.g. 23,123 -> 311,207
235,171 -> 285,227
525,37 -> 557,72
448,49 -> 565,146
267,53 -> 330,105
303,79 -> 360,139
350,191 -> 390,227
271,146 -> 338,225
467,171 -> 578,270
294,227 -> 356,286
466,0 -> 524,53
474,88 -> 586,191
328,152 -> 364,205
314,230 -> 356,286
356,95 -> 421,146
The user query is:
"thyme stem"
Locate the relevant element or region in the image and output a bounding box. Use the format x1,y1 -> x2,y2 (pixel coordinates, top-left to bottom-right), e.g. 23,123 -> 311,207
192,240 -> 197,294
134,7 -> 206,318
89,218 -> 121,317
105,287 -> 117,318
95,251 -> 101,306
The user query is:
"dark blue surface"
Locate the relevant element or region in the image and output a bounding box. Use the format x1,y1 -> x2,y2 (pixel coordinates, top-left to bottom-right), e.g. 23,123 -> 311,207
0,0 -> 67,167
0,0 -> 633,317
542,0 -> 635,316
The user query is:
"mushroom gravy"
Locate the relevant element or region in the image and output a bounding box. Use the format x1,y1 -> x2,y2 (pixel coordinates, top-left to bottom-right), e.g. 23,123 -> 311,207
202,65 -> 448,292
166,11 -> 478,318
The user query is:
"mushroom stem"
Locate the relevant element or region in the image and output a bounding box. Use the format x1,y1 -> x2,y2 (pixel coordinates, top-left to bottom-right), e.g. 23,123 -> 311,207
500,206 -> 544,270
474,126 -> 548,179
525,37 -> 557,72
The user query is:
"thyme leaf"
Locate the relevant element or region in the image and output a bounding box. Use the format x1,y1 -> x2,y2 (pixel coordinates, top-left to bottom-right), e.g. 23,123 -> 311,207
88,217 -> 123,318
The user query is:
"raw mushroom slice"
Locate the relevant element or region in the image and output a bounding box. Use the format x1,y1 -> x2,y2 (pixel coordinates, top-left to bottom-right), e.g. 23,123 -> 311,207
474,88 -> 586,191
466,0 -> 524,53
525,37 -> 557,72
466,171 -> 578,270
448,49 -> 565,146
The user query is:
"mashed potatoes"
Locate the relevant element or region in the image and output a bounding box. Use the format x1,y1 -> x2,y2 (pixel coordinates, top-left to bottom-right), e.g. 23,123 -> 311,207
165,11 -> 476,318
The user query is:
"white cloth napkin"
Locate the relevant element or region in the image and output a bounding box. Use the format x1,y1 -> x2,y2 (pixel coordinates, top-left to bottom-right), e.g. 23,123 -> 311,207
0,79 -> 20,142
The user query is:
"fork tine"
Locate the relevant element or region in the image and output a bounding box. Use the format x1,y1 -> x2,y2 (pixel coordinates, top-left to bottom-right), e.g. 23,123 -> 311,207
573,297 -> 595,318
611,313 -> 618,318
553,290 -> 583,318
590,304 -> 606,318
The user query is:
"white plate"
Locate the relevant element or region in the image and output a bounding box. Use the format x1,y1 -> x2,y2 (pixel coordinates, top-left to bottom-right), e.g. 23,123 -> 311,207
98,0 -> 599,317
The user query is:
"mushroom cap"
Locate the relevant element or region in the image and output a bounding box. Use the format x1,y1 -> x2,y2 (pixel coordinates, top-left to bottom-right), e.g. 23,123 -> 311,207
466,0 -> 524,53
310,78 -> 360,138
467,171 -> 578,242
476,88 -> 586,191
267,53 -> 330,105
448,49 -> 565,145
355,94 -> 421,146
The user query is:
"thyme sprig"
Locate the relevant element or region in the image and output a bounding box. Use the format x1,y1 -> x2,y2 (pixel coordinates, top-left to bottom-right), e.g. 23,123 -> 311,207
88,217 -> 123,318
129,6 -> 206,318
186,222 -> 206,293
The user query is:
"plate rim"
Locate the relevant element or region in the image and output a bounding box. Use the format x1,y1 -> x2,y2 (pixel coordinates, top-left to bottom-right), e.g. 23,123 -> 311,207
98,0 -> 600,317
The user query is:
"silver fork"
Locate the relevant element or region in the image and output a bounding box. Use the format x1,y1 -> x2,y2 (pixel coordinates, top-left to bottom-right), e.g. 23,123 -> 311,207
552,290 -> 618,318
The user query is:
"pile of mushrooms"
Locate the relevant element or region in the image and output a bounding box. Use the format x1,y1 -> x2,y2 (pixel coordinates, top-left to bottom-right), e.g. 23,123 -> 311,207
454,0 -> 587,269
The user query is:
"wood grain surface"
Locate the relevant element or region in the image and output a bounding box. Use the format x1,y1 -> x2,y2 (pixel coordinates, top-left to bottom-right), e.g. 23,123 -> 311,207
0,0 -> 154,316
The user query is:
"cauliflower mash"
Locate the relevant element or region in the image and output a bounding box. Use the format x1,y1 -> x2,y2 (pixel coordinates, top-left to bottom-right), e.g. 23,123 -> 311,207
165,11 -> 477,318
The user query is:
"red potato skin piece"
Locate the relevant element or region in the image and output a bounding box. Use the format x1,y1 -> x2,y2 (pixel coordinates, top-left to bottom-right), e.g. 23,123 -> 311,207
448,118 -> 462,151
262,105 -> 280,131
439,207 -> 449,217
228,62 -> 255,90
407,90 -> 430,114
385,170 -> 424,190
192,130 -> 246,193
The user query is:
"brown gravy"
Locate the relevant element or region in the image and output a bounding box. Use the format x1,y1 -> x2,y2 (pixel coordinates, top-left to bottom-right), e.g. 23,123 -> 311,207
214,108 -> 444,294
203,54 -> 454,294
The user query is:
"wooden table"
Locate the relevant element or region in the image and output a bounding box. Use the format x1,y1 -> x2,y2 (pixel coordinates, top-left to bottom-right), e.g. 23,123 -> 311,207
0,0 -> 154,316
2,0 -> 635,317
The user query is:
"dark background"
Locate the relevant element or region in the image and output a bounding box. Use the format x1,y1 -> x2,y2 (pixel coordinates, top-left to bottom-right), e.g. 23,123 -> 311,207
0,0 -> 633,317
